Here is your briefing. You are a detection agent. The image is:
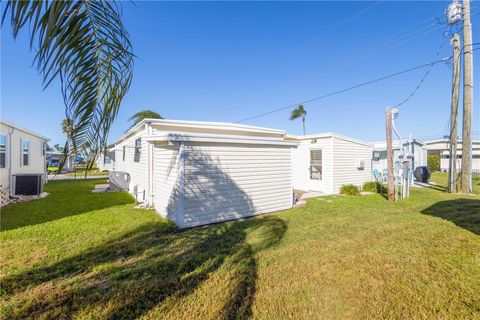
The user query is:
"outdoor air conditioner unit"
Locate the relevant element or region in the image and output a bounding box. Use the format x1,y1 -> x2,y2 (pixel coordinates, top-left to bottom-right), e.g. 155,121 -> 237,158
356,159 -> 365,170
13,174 -> 44,196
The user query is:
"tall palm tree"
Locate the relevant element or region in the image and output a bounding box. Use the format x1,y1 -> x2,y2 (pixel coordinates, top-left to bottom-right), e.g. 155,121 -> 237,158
61,119 -> 78,177
127,110 -> 164,130
289,105 -> 307,135
3,1 -> 134,169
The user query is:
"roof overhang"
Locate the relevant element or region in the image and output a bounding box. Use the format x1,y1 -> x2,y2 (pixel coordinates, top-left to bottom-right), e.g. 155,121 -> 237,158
114,118 -> 287,145
144,132 -> 299,146
1,120 -> 50,141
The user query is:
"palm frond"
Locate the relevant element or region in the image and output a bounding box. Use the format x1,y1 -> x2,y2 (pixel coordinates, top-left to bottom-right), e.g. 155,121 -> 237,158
3,0 -> 134,169
127,109 -> 163,130
289,105 -> 306,121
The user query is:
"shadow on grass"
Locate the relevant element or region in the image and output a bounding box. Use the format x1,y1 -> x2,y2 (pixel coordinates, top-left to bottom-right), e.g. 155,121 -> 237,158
421,198 -> 480,235
1,216 -> 287,319
1,179 -> 134,232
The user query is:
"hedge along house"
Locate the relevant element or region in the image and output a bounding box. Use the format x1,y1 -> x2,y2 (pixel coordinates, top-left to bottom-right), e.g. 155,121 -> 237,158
110,119 -> 298,228
286,133 -> 373,194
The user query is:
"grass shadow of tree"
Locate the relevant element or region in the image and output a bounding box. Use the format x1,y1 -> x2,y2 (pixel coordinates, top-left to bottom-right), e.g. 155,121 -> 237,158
1,179 -> 134,231
1,216 -> 287,319
421,198 -> 479,235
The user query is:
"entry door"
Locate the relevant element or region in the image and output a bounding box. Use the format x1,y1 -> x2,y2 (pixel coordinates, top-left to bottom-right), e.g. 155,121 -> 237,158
308,149 -> 323,190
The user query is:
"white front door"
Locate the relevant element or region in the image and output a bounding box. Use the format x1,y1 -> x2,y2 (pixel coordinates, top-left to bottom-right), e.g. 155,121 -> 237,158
308,148 -> 323,191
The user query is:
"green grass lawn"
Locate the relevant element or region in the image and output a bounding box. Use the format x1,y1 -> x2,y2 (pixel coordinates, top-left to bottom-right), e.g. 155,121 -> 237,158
65,168 -> 109,176
0,173 -> 479,319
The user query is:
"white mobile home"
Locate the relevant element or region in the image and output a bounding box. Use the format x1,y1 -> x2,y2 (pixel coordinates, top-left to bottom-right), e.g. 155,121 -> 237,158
371,139 -> 427,173
110,119 -> 297,228
0,120 -> 49,206
425,139 -> 480,173
287,133 -> 373,194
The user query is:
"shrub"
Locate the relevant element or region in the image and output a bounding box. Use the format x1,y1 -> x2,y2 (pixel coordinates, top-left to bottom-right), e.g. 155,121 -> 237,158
427,155 -> 440,172
340,184 -> 360,196
362,181 -> 386,193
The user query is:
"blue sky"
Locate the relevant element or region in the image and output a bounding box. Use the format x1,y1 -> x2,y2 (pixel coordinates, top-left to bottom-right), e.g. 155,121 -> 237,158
2,1 -> 479,146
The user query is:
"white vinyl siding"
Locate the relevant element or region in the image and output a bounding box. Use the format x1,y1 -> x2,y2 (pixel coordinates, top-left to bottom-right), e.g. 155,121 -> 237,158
114,130 -> 148,202
332,137 -> 373,193
182,143 -> 292,227
152,145 -> 180,220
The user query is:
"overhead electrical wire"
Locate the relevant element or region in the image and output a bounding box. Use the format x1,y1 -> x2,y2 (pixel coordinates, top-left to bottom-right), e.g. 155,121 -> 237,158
235,56 -> 453,123
393,26 -> 453,108
302,0 -> 384,45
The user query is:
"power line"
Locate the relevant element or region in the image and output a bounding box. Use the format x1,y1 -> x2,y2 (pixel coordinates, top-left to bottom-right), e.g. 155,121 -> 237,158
235,56 -> 453,123
393,26 -> 453,108
302,1 -> 383,46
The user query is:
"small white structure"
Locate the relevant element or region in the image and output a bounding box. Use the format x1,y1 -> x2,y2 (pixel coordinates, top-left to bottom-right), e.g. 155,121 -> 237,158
425,139 -> 480,173
96,149 -> 115,171
287,133 -> 373,194
110,119 -> 297,228
371,139 -> 427,174
0,120 -> 49,205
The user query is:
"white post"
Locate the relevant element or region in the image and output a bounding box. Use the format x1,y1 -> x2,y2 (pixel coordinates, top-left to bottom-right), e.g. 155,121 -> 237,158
177,142 -> 185,228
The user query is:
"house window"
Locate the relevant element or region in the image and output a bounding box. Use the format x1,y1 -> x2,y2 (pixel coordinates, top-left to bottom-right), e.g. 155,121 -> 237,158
310,149 -> 322,180
42,141 -> 46,156
122,146 -> 126,161
134,139 -> 141,162
0,135 -> 6,168
22,140 -> 30,166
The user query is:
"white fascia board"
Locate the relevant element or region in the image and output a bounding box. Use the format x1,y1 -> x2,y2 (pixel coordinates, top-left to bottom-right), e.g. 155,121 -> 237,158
144,133 -> 299,146
146,119 -> 286,135
1,119 -> 50,141
114,119 -> 286,145
286,132 -> 372,148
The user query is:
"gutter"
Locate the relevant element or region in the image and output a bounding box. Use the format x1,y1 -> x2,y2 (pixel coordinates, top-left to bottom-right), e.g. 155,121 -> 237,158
8,127 -> 14,195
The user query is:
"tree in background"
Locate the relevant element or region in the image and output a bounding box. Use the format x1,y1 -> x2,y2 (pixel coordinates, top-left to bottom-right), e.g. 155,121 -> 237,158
289,105 -> 307,135
127,110 -> 164,130
62,119 -> 78,177
3,1 -> 134,170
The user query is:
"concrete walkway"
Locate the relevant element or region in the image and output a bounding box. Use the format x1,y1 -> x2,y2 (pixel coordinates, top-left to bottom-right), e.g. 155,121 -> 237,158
47,174 -> 108,181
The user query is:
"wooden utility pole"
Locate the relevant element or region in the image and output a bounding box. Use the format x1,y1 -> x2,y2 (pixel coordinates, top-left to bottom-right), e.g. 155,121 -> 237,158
448,34 -> 460,193
461,0 -> 474,193
385,107 -> 395,202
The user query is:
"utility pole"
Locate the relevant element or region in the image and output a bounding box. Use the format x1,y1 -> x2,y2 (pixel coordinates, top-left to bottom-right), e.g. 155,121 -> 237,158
461,0 -> 474,193
449,34 -> 460,193
386,107 -> 395,202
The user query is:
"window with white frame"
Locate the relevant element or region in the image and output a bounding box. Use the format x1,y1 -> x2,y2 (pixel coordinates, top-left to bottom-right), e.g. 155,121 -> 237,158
22,140 -> 30,166
42,141 -> 46,156
134,139 -> 141,162
310,149 -> 322,180
122,145 -> 126,161
0,135 -> 6,168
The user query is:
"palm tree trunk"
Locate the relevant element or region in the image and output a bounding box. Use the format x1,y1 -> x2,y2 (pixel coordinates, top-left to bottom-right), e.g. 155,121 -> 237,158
302,116 -> 306,135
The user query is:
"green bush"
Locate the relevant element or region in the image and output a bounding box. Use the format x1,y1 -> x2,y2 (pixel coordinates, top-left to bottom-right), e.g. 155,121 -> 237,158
362,181 -> 386,193
427,155 -> 440,172
340,184 -> 360,196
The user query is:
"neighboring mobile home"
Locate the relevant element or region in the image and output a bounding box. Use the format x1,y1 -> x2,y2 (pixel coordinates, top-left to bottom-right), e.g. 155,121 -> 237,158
425,139 -> 480,173
371,139 -> 427,174
0,120 -> 49,206
287,133 -> 373,194
110,119 -> 298,228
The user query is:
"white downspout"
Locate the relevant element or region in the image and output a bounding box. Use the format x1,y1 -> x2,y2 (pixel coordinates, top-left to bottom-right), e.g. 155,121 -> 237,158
146,121 -> 154,207
177,141 -> 185,228
8,127 -> 14,196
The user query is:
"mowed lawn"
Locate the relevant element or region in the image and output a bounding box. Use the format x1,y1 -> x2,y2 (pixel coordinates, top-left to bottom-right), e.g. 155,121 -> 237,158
0,174 -> 479,319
